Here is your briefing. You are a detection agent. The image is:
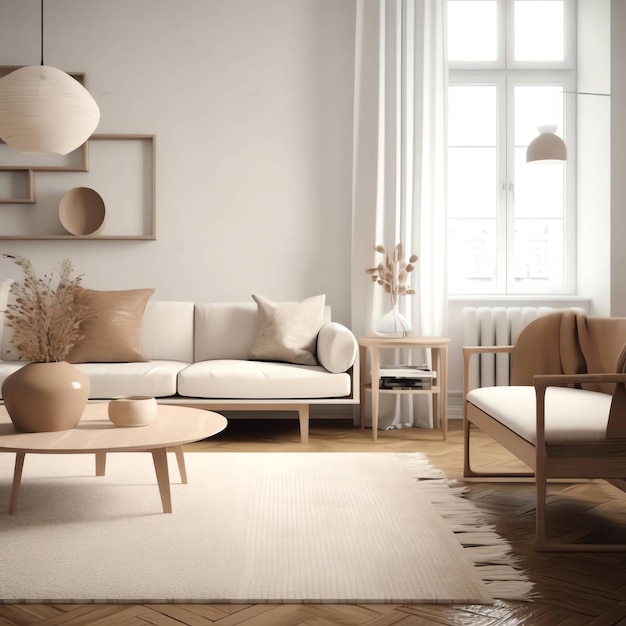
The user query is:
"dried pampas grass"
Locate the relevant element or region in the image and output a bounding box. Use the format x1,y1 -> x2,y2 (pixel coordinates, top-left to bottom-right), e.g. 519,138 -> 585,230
3,254 -> 89,363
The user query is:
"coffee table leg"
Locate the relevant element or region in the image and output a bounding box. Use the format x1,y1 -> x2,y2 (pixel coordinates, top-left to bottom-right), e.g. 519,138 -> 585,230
95,452 -> 106,476
151,448 -> 172,513
172,445 -> 188,484
9,452 -> 25,515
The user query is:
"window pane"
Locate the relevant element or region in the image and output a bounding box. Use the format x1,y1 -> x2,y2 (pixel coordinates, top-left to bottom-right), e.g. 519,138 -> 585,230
514,147 -> 564,218
449,85 -> 497,145
448,147 -> 497,218
448,82 -> 499,292
448,219 -> 497,291
513,219 -> 563,284
515,84 -> 564,146
515,1 -> 564,61
447,1 -> 497,61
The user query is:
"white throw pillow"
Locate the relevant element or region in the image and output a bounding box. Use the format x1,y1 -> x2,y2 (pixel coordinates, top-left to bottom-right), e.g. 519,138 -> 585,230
249,294 -> 326,366
316,322 -> 358,373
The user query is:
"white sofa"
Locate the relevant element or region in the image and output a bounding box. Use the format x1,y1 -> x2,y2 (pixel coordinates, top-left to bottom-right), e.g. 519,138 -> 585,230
0,297 -> 360,443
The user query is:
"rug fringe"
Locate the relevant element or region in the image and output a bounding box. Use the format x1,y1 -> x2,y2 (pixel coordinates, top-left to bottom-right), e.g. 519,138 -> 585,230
462,545 -> 524,565
395,453 -> 536,602
484,581 -> 536,601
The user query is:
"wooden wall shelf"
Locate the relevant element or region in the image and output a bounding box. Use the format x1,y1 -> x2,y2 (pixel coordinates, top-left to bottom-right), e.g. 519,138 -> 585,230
0,133 -> 156,240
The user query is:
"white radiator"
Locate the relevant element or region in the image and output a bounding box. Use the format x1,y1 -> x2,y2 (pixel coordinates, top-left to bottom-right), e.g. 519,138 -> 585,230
463,306 -> 556,389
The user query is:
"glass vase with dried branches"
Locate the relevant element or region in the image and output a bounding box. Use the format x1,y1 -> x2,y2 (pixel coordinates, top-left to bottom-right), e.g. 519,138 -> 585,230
366,244 -> 418,337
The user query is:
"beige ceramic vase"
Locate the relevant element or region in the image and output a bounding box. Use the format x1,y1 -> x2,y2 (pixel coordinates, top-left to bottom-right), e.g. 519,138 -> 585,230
2,361 -> 90,432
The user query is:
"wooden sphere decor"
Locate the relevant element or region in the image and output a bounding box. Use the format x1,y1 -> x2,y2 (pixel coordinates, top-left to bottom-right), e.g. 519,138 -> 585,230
108,396 -> 158,427
59,187 -> 106,236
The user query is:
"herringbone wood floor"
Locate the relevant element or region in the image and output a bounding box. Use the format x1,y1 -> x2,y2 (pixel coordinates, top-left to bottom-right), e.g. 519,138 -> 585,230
2,417 -> 626,626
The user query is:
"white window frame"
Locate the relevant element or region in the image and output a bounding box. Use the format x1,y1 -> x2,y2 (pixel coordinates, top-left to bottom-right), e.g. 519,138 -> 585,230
447,0 -> 577,296
508,72 -> 577,294
448,0 -> 576,71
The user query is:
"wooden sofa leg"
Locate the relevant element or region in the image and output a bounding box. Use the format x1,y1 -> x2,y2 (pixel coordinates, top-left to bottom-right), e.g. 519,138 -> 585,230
298,406 -> 310,444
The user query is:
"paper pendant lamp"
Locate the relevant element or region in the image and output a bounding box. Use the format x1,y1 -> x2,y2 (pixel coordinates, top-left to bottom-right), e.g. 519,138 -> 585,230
0,65 -> 100,156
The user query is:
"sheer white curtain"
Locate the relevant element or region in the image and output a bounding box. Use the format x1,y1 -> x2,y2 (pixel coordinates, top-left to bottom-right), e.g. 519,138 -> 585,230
351,0 -> 448,429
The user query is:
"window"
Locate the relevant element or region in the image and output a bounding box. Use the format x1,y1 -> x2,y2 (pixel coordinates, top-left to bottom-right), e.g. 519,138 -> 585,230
447,0 -> 576,295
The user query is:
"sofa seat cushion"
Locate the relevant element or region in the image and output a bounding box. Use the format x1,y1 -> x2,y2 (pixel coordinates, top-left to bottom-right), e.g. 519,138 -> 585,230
74,360 -> 189,399
467,386 -> 612,444
178,359 -> 351,399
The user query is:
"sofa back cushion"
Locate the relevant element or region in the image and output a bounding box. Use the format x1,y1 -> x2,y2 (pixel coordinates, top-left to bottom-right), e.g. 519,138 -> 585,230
141,301 -> 194,362
195,303 -> 261,361
194,302 -> 331,362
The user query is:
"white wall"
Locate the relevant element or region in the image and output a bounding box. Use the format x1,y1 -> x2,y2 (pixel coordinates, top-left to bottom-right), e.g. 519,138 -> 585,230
0,0 -> 356,325
578,0 -> 611,315
611,1 -> 626,316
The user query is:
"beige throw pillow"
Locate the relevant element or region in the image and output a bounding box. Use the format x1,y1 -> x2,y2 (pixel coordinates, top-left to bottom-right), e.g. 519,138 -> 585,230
65,288 -> 154,363
249,294 -> 326,366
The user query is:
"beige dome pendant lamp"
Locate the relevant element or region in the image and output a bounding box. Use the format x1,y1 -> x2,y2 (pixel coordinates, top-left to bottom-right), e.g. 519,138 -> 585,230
526,124 -> 567,162
526,91 -> 610,163
0,0 -> 100,156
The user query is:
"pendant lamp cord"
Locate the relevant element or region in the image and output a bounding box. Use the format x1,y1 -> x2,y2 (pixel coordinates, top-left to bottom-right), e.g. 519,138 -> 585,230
40,0 -> 44,65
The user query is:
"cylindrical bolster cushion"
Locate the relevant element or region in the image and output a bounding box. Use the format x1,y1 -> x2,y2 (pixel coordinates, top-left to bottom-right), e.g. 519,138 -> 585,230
316,322 -> 358,373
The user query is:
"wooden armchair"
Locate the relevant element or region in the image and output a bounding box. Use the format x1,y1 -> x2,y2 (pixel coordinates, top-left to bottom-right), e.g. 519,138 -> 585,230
463,311 -> 626,551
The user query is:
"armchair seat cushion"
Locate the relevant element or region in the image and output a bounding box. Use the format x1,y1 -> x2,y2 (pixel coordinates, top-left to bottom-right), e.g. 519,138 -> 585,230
467,386 -> 612,444
178,359 -> 351,399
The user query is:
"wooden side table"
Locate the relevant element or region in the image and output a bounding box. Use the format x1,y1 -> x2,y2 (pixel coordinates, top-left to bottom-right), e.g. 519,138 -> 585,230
358,336 -> 450,441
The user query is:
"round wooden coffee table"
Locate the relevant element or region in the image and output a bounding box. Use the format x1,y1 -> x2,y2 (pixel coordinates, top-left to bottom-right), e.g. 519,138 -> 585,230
0,403 -> 227,514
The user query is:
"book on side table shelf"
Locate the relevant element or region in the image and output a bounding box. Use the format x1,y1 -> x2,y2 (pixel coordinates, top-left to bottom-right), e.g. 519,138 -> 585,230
379,364 -> 436,390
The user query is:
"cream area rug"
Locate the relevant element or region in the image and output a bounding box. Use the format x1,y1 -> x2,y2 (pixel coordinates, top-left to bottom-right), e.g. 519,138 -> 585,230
0,452 -> 533,604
